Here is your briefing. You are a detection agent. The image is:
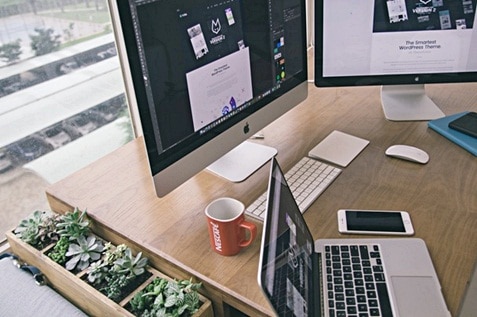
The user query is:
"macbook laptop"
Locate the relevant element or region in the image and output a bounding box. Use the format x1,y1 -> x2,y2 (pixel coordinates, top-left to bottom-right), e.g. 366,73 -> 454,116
258,158 -> 450,316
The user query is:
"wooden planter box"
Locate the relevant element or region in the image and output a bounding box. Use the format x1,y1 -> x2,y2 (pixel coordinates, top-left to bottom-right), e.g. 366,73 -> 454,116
6,230 -> 213,317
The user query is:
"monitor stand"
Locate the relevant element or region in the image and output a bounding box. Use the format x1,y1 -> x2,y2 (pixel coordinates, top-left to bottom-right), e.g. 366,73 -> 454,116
380,84 -> 445,121
207,141 -> 277,182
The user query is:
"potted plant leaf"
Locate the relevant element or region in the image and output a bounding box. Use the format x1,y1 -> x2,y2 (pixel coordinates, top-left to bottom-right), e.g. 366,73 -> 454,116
127,276 -> 203,317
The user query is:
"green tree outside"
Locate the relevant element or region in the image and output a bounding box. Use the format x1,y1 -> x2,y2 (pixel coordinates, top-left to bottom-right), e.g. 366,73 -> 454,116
0,39 -> 23,64
29,27 -> 61,56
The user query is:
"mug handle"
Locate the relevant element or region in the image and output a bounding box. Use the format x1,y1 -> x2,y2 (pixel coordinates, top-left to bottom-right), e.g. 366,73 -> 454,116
238,221 -> 257,247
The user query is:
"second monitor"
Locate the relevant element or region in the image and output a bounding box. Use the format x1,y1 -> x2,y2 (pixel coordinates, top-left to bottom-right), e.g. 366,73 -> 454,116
314,0 -> 477,121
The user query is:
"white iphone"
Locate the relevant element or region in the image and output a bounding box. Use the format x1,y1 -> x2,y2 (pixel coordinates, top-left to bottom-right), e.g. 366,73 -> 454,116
337,209 -> 414,235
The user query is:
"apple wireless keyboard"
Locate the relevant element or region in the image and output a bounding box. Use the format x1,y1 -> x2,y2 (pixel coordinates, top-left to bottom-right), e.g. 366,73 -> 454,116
246,157 -> 342,221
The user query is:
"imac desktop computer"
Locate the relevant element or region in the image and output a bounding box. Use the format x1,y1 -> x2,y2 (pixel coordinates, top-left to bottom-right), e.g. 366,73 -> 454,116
108,0 -> 308,197
315,0 -> 477,121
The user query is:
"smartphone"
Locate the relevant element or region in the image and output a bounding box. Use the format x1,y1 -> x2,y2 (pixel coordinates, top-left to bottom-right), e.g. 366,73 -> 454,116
448,112 -> 477,138
337,209 -> 414,235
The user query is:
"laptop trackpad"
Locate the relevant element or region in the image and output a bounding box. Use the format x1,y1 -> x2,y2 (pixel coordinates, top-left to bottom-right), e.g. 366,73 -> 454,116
391,276 -> 447,317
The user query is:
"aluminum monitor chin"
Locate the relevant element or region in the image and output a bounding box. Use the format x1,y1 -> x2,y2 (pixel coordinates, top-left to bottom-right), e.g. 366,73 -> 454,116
108,0 -> 308,197
314,0 -> 477,121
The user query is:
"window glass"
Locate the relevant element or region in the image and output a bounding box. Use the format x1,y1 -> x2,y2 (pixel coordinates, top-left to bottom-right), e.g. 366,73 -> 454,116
0,0 -> 133,241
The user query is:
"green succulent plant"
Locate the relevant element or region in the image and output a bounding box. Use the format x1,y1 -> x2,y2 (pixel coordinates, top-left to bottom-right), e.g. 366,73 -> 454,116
101,273 -> 129,301
15,210 -> 60,248
37,212 -> 61,244
129,277 -> 202,317
49,236 -> 70,265
104,242 -> 128,265
14,210 -> 44,245
114,248 -> 148,278
87,243 -> 129,284
86,259 -> 109,284
65,235 -> 104,271
56,208 -> 90,241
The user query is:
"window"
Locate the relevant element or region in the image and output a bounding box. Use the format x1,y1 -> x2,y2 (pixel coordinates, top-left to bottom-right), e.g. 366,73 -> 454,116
0,0 -> 134,241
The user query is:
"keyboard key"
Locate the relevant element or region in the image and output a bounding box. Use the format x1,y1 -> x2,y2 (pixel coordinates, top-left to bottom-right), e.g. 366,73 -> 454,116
370,252 -> 380,258
357,295 -> 366,302
368,299 -> 378,307
347,306 -> 357,314
373,265 -> 383,273
332,246 -> 340,255
358,303 -> 368,312
375,273 -> 385,282
367,291 -> 377,298
360,246 -> 369,259
377,283 -> 393,316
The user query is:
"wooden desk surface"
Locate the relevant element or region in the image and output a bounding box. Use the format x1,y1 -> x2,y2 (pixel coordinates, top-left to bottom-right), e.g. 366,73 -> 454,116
46,82 -> 477,316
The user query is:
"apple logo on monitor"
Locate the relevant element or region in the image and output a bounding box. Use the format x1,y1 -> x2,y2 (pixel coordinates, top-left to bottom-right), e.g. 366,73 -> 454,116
243,122 -> 250,134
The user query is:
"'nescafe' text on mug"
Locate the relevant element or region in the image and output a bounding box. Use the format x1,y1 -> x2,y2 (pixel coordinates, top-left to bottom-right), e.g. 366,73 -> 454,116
211,222 -> 222,252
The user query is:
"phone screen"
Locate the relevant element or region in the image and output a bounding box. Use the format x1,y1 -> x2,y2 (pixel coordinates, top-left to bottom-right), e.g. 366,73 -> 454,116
346,211 -> 405,232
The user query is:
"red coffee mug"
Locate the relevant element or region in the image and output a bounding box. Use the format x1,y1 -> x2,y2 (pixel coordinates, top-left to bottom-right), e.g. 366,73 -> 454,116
205,197 -> 257,256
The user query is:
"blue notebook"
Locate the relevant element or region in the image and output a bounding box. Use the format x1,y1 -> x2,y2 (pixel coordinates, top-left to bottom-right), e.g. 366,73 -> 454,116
428,112 -> 477,156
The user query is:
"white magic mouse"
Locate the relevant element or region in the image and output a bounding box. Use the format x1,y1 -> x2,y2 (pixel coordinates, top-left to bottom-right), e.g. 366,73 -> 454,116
385,145 -> 429,164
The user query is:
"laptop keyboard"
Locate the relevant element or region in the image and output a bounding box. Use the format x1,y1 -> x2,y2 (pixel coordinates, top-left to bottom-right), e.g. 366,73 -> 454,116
246,157 -> 342,221
325,244 -> 393,317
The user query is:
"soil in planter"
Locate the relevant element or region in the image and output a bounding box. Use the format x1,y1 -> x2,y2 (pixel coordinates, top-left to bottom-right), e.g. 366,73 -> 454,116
36,237 -> 58,250
82,270 -> 152,303
15,234 -> 58,252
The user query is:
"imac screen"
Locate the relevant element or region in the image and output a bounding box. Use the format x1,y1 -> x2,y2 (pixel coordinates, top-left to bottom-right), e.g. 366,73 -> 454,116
315,0 -> 477,121
110,0 -> 307,196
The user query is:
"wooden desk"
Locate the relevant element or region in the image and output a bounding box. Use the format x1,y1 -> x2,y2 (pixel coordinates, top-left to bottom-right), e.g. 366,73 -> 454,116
46,83 -> 477,316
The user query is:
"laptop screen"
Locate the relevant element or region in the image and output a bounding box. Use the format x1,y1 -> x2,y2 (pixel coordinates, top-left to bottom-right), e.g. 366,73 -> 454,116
258,158 -> 319,316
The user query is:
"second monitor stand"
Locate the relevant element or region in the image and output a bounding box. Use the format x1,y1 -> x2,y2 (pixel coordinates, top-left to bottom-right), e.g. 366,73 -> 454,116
381,84 -> 445,121
206,140 -> 277,182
